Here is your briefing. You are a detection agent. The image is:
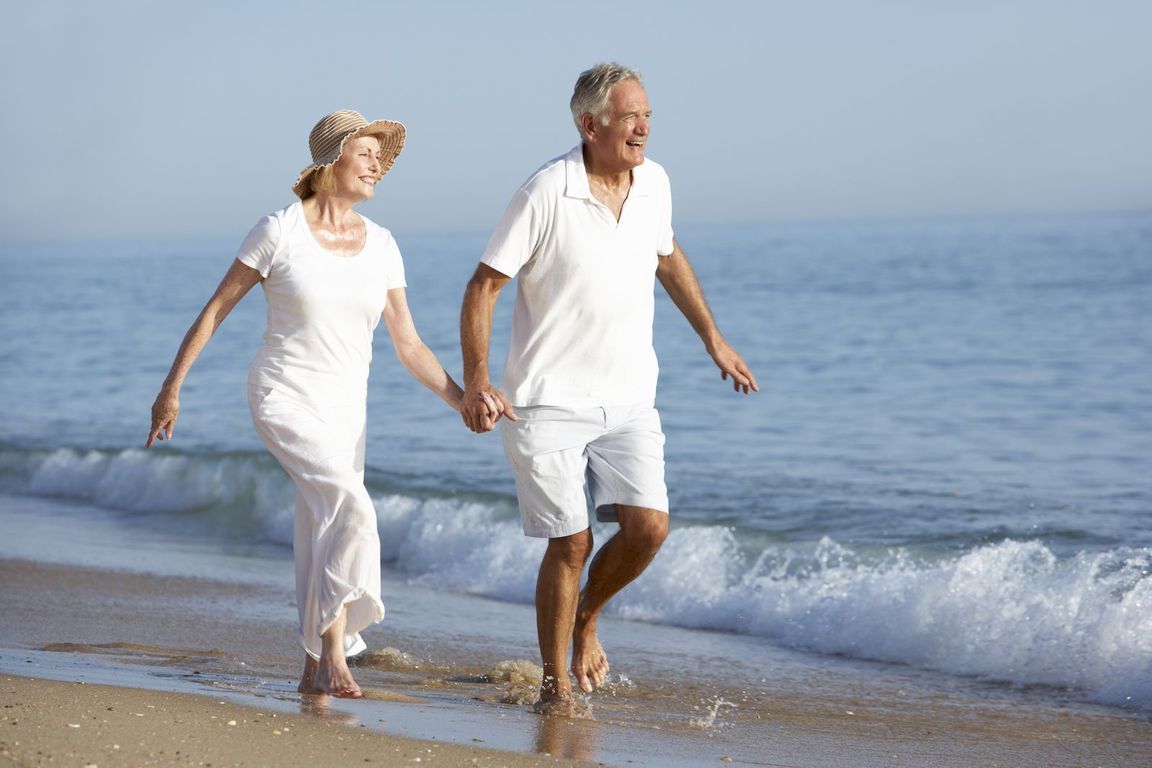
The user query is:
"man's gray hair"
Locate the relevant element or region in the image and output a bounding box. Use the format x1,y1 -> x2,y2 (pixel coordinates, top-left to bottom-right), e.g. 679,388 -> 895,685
570,62 -> 644,139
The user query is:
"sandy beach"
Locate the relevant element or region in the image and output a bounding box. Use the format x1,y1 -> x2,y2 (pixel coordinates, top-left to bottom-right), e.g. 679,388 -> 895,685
3,546 -> 1151,768
1,674 -> 594,768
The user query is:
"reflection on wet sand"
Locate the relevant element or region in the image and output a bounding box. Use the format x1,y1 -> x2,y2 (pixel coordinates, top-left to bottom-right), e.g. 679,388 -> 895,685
534,712 -> 600,762
298,693 -> 358,725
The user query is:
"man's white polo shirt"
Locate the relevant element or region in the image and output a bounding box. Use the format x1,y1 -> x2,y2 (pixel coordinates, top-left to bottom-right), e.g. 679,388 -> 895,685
482,145 -> 675,408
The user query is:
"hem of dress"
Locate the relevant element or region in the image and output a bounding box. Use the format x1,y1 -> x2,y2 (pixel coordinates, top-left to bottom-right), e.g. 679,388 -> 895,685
300,589 -> 386,660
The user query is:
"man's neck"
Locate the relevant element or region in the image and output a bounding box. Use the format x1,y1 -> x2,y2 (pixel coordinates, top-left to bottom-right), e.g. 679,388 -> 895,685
582,144 -> 633,193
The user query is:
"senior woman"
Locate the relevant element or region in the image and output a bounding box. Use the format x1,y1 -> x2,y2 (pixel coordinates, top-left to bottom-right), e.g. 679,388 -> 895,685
146,110 -> 487,698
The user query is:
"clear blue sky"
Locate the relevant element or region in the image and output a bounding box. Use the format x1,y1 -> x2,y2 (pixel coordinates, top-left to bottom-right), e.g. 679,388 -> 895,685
1,0 -> 1150,240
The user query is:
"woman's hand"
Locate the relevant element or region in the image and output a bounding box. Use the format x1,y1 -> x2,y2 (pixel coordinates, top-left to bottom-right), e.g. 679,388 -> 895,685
146,387 -> 180,447
145,259 -> 261,449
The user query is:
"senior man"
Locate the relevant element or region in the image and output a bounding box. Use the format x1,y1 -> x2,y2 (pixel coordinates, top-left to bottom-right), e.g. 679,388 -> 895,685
460,62 -> 758,714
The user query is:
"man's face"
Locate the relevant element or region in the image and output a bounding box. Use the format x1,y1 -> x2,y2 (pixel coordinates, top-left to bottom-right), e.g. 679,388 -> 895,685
586,79 -> 651,173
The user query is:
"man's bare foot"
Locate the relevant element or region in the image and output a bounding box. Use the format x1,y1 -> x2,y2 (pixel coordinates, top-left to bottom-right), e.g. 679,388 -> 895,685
533,683 -> 592,718
570,617 -> 609,693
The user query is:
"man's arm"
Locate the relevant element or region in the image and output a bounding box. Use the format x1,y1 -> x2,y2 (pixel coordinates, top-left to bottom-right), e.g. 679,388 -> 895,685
656,239 -> 759,394
460,263 -> 518,432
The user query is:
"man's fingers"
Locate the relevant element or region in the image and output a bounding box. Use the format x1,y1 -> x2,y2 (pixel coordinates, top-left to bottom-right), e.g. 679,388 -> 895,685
463,402 -> 498,433
720,356 -> 759,394
462,409 -> 480,432
739,365 -> 760,393
497,393 -> 518,421
464,388 -> 515,428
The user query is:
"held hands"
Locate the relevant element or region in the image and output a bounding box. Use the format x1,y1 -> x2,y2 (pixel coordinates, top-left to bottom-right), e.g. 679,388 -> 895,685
461,385 -> 517,433
708,337 -> 760,395
146,387 -> 180,447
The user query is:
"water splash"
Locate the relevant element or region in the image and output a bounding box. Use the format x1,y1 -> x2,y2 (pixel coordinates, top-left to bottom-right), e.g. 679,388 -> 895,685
689,696 -> 737,729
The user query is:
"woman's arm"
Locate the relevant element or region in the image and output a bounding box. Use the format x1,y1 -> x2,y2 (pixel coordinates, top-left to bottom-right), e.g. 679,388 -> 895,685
146,259 -> 262,447
382,287 -> 465,412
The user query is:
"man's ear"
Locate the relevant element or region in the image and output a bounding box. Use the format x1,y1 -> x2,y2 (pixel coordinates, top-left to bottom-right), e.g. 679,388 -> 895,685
580,112 -> 597,141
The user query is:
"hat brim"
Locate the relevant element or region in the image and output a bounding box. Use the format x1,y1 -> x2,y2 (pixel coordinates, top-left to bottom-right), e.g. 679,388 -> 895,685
292,119 -> 406,199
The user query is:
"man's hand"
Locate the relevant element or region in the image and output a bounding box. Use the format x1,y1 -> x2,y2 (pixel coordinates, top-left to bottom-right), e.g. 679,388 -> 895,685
461,385 -> 518,433
656,241 -> 759,395
707,338 -> 759,394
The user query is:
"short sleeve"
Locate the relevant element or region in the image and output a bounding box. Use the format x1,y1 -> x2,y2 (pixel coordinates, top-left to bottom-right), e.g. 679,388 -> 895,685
382,232 -> 407,290
656,169 -> 675,257
481,188 -> 539,278
235,214 -> 280,277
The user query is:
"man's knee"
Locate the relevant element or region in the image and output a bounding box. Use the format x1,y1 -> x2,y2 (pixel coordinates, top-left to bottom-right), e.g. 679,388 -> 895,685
545,528 -> 594,569
618,507 -> 669,554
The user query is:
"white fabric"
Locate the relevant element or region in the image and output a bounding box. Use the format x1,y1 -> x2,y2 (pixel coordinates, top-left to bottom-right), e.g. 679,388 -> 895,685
239,202 -> 406,405
237,201 -> 405,660
500,405 -> 668,538
248,388 -> 380,659
482,145 -> 674,408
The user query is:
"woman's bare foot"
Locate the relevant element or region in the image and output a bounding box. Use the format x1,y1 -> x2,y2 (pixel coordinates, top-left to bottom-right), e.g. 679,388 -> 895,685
314,655 -> 362,698
300,607 -> 362,698
570,616 -> 609,694
297,655 -> 320,694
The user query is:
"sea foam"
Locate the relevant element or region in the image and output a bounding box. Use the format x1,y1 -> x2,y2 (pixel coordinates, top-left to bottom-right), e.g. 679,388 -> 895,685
616,530 -> 1152,711
4,444 -> 1149,711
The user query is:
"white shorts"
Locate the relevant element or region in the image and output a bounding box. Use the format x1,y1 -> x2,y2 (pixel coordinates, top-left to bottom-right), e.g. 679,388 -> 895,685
500,404 -> 669,538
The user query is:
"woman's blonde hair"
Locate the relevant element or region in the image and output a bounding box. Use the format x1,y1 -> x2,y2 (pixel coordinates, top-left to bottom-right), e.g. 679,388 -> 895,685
308,165 -> 337,195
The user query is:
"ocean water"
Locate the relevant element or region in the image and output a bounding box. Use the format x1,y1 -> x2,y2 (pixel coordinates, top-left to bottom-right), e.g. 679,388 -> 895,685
1,210 -> 1150,713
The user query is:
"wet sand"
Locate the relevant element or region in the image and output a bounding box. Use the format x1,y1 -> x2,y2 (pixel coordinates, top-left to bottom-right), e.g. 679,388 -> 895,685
1,674 -> 592,768
3,555 -> 1151,767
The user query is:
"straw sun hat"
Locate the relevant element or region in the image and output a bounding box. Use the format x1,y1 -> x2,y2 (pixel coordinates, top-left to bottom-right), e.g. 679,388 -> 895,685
292,109 -> 406,199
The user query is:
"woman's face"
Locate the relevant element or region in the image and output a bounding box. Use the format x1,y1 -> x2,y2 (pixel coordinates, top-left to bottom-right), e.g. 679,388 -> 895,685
332,135 -> 383,200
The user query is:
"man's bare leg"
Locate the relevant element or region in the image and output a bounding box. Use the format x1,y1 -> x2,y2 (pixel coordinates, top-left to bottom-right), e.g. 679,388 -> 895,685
535,528 -> 593,714
312,606 -> 362,698
572,505 -> 668,693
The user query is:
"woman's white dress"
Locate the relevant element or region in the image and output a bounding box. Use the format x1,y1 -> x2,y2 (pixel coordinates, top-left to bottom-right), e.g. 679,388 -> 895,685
237,201 -> 406,660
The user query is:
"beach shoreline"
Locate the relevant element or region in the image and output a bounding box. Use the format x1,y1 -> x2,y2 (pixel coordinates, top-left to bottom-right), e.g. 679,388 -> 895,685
0,673 -> 596,768
3,551 -> 1151,768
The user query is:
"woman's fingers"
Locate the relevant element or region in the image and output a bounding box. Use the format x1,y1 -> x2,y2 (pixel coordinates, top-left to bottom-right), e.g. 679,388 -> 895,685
480,391 -> 502,418
147,396 -> 179,447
